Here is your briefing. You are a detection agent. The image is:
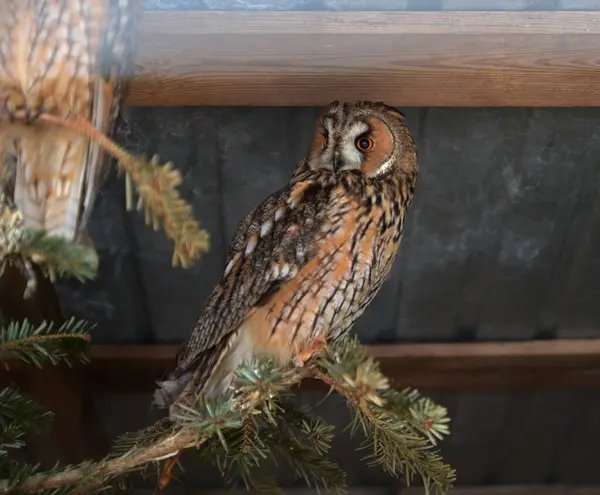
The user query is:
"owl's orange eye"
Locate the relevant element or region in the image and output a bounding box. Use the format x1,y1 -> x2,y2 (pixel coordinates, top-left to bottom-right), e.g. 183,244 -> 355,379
323,136 -> 329,148
356,136 -> 374,151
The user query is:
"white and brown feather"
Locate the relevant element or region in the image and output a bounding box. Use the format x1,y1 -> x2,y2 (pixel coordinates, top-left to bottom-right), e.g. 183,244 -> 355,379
0,0 -> 140,242
154,101 -> 419,421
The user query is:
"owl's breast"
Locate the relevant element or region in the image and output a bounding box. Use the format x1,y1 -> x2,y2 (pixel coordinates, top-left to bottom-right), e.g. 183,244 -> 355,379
247,203 -> 400,364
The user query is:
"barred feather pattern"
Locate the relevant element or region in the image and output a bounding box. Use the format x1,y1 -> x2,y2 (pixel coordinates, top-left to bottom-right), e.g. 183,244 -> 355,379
154,101 -> 419,420
0,0 -> 140,242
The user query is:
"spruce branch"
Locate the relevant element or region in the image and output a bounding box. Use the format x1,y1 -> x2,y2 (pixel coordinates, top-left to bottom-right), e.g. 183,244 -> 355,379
197,388 -> 346,494
0,423 -> 26,455
0,318 -> 92,368
0,336 -> 454,495
0,191 -> 97,292
0,388 -> 53,458
7,111 -> 210,268
18,230 -> 99,283
0,388 -> 52,437
314,336 -> 456,494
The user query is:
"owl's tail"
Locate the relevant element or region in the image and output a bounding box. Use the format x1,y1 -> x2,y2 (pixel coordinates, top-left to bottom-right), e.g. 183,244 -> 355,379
154,332 -> 254,422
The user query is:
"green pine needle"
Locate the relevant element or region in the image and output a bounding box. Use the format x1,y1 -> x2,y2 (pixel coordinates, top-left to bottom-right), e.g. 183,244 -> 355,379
0,388 -> 53,438
0,192 -> 98,284
0,423 -> 27,454
121,153 -> 211,268
316,336 -> 456,494
20,229 -> 98,282
0,318 -> 92,368
0,335 -> 454,495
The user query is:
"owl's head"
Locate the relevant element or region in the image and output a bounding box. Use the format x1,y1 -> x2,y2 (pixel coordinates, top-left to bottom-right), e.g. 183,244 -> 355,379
306,101 -> 417,179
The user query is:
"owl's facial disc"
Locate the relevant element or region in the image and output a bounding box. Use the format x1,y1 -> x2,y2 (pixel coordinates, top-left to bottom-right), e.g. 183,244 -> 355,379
317,117 -> 375,173
307,111 -> 396,179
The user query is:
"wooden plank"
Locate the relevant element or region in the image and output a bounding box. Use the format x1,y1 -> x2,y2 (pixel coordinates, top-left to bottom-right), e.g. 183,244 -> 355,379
3,339 -> 600,395
127,11 -> 600,107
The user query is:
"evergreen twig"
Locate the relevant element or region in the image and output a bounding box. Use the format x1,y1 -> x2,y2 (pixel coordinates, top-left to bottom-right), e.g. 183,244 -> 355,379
0,318 -> 92,368
0,181 -> 98,289
314,337 -> 456,493
0,336 -> 455,495
0,388 -> 52,435
0,388 -> 53,457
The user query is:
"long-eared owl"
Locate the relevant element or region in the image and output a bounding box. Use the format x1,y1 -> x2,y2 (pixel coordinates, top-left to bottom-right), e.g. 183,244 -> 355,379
154,100 -> 419,419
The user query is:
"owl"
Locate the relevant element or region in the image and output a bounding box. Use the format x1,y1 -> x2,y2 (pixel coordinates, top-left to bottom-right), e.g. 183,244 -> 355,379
154,100 -> 419,419
0,0 -> 140,243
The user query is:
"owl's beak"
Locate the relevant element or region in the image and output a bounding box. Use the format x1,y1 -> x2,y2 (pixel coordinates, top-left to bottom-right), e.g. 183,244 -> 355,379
332,151 -> 342,172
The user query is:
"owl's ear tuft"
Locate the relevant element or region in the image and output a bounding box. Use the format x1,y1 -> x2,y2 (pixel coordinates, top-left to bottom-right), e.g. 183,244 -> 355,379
323,100 -> 341,113
381,104 -> 405,121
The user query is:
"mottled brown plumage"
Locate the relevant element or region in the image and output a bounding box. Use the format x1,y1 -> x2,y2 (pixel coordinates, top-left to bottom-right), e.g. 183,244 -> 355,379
0,0 -> 140,242
154,101 -> 419,420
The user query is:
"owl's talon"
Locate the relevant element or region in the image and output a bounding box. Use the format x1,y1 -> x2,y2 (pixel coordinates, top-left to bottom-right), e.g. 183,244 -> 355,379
24,107 -> 42,124
293,336 -> 328,368
158,449 -> 183,490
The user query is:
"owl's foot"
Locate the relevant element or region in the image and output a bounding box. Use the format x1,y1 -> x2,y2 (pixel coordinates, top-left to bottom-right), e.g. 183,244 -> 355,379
3,90 -> 44,124
158,449 -> 183,490
293,335 -> 328,368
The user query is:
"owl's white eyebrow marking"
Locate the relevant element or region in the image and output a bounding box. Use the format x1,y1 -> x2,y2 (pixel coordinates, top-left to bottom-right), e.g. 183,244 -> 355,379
349,120 -> 370,137
274,207 -> 285,220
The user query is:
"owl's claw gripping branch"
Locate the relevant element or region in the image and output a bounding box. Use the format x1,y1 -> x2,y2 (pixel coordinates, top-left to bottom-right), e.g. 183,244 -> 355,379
157,450 -> 183,490
0,336 -> 455,494
293,335 -> 329,368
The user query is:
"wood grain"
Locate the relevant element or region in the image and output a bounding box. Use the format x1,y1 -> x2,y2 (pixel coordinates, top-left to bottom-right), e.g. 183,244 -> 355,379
3,339 -> 600,394
127,11 -> 600,107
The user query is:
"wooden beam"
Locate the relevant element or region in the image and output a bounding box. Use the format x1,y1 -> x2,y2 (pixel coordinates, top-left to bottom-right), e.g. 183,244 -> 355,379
3,338 -> 600,394
127,11 -> 600,107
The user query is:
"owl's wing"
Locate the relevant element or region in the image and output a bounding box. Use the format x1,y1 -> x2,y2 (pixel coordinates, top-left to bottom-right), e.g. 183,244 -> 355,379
168,175 -> 335,382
